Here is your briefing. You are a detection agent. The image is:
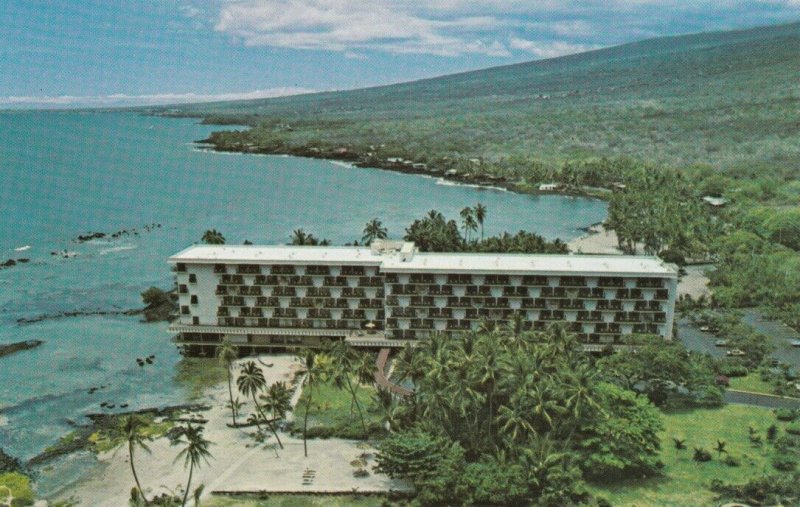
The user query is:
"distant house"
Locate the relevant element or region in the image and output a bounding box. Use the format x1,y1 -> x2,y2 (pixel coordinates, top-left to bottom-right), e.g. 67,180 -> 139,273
411,163 -> 427,170
445,169 -> 459,176
468,158 -> 482,165
702,196 -> 728,207
386,157 -> 404,163
612,182 -> 627,191
539,183 -> 561,191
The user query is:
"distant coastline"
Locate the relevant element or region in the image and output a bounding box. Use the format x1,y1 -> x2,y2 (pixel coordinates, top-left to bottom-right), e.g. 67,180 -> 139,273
189,132 -> 613,202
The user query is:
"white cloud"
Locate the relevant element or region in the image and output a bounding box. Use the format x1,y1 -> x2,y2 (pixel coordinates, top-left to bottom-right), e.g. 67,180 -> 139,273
210,0 -> 800,58
214,0 -> 512,56
0,88 -> 315,108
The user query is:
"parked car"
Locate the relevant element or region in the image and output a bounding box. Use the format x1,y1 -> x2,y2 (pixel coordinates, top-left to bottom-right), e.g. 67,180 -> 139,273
715,339 -> 729,347
726,348 -> 746,357
700,325 -> 711,332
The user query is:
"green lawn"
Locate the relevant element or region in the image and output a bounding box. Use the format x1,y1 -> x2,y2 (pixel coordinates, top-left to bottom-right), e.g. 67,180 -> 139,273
205,494 -> 387,507
728,374 -> 777,396
590,405 -> 782,506
293,378 -> 382,434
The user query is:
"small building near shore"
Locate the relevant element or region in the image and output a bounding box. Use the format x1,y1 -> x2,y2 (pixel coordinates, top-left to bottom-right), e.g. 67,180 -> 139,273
538,183 -> 562,191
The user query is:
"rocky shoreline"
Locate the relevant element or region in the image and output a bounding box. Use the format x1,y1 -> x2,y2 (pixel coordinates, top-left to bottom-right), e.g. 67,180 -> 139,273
27,403 -> 209,467
0,340 -> 43,358
194,139 -> 609,200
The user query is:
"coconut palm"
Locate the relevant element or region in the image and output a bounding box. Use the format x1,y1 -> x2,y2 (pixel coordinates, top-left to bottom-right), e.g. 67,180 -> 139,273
117,415 -> 152,505
474,203 -> 487,240
460,206 -> 476,242
201,229 -> 225,245
261,381 -> 292,422
215,338 -> 239,426
290,228 -> 310,245
297,349 -> 322,457
361,218 -> 388,245
393,342 -> 425,387
236,361 -> 283,449
326,342 -> 368,437
373,387 -> 398,432
172,424 -> 213,507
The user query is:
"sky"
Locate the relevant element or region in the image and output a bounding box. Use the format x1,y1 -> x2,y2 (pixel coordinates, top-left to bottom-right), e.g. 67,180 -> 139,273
1,1 -> 799,108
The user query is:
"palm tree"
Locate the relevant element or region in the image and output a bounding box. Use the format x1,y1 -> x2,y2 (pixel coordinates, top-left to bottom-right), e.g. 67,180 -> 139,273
290,228 -> 310,245
460,206 -> 474,242
393,343 -> 425,387
117,415 -> 151,505
201,229 -> 225,245
172,424 -> 213,507
261,381 -> 292,422
297,349 -> 321,457
474,203 -> 487,240
715,439 -> 727,457
236,361 -> 283,449
216,338 -> 239,427
327,342 -> 368,437
361,218 -> 388,245
373,388 -> 398,432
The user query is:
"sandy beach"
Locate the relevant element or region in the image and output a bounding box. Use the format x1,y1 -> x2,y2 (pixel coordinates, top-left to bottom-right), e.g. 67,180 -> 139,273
568,223 -> 623,255
57,354 -> 408,506
568,223 -> 712,299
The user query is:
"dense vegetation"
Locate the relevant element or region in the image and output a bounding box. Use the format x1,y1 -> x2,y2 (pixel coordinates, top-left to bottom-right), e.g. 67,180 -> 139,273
155,23 -> 800,174
375,325 -> 666,505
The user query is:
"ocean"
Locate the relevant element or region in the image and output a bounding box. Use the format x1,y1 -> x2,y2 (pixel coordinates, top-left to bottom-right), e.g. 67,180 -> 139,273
0,111 -> 607,463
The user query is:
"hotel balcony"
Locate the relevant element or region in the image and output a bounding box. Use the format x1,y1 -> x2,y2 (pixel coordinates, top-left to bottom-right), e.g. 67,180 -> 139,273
271,265 -> 295,275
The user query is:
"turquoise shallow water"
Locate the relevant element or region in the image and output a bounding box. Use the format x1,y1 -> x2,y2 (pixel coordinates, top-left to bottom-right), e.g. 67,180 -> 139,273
0,111 -> 607,461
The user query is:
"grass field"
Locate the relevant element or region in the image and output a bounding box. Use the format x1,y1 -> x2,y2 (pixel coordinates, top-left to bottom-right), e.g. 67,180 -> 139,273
205,494 -> 386,507
293,378 -> 382,433
728,374 -> 777,396
590,405 -> 782,506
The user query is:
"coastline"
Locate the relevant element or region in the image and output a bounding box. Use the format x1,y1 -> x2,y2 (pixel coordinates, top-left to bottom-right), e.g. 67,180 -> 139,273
191,139 -> 612,202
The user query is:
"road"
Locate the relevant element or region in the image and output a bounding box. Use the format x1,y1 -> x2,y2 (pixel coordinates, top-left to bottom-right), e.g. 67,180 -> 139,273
725,390 -> 800,409
678,310 -> 800,368
678,310 -> 800,408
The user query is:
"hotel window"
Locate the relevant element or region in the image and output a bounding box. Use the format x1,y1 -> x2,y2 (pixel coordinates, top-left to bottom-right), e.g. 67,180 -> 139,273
192,316 -> 199,325
181,305 -> 190,315
190,295 -> 198,304
188,273 -> 197,283
176,263 -> 186,272
179,284 -> 188,294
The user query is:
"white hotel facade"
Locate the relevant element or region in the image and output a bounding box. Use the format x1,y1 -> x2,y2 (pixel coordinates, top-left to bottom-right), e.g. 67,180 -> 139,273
169,241 -> 677,353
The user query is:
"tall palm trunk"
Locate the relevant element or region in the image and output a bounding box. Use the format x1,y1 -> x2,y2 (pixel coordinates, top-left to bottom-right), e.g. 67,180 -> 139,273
226,367 -> 237,426
129,441 -> 148,505
303,387 -> 313,457
181,462 -> 193,507
344,375 -> 368,437
252,394 -> 283,449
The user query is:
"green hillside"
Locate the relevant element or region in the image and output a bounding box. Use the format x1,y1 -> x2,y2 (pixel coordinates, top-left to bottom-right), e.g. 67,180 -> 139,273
157,21 -> 799,171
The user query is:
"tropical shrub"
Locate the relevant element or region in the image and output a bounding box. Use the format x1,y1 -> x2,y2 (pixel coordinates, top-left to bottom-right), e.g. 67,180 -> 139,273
693,448 -> 712,462
775,408 -> 798,422
772,454 -> 798,471
785,423 -> 800,436
0,472 -> 34,506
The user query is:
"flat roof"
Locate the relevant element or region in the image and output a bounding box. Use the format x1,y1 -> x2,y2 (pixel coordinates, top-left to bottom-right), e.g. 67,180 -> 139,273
169,245 -> 384,265
380,252 -> 676,277
170,244 -> 676,277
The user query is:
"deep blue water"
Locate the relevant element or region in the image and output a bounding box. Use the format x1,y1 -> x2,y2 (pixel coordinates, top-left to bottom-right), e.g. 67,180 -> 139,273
0,111 -> 607,461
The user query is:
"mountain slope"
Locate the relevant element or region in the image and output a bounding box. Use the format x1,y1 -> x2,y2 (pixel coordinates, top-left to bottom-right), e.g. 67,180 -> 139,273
159,21 -> 800,170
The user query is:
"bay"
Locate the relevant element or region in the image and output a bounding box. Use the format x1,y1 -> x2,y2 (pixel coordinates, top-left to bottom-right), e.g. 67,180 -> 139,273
0,111 -> 607,461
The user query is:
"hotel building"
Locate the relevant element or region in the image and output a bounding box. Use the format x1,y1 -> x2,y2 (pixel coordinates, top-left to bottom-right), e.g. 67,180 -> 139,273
169,240 -> 677,353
